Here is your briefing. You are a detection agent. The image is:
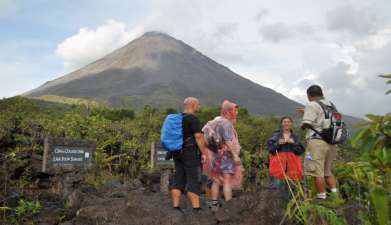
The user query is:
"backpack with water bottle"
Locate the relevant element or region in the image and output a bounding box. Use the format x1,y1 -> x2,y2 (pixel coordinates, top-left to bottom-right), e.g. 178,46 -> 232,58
310,101 -> 348,145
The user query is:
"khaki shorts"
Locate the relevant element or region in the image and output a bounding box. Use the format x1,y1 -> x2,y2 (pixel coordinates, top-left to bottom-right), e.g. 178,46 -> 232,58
304,139 -> 337,177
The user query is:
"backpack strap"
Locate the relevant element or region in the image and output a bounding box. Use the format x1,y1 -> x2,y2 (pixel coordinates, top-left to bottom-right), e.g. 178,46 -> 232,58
308,126 -> 323,137
315,100 -> 335,119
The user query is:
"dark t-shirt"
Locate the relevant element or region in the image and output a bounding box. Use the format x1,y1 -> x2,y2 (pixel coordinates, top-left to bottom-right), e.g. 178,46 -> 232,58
172,113 -> 202,163
182,113 -> 202,144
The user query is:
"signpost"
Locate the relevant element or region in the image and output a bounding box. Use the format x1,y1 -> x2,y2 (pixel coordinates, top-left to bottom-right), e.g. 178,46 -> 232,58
151,142 -> 174,194
40,137 -> 96,197
42,137 -> 95,173
52,146 -> 92,165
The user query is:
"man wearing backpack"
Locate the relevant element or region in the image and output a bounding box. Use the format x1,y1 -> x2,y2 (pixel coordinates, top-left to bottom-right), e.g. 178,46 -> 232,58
297,85 -> 344,207
170,97 -> 208,212
202,100 -> 243,212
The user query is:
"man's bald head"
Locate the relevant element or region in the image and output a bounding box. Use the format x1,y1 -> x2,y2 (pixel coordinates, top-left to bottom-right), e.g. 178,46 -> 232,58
183,97 -> 200,114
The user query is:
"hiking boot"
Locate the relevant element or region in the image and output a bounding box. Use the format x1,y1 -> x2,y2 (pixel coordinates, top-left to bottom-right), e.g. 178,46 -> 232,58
172,206 -> 184,214
206,200 -> 213,209
192,207 -> 203,214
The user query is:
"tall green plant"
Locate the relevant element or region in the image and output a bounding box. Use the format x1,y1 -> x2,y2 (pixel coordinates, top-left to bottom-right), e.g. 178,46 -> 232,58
335,75 -> 391,225
379,74 -> 391,95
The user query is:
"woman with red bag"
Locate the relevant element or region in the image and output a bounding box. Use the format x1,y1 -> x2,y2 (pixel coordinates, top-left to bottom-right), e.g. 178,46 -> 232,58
267,117 -> 305,188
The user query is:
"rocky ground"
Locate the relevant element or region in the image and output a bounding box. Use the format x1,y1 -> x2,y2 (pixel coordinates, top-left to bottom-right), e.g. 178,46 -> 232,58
2,167 -> 363,225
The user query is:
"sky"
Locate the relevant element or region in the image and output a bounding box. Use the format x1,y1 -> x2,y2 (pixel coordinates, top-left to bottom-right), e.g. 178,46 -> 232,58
0,0 -> 390,118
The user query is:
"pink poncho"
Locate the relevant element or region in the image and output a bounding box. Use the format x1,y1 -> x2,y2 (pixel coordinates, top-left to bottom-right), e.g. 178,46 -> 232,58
203,118 -> 244,190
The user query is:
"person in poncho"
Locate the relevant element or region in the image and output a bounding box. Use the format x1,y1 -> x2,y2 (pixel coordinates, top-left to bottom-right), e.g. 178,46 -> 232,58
202,100 -> 244,212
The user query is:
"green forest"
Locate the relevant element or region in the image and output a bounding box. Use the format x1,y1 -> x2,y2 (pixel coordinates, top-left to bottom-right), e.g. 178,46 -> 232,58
0,75 -> 390,224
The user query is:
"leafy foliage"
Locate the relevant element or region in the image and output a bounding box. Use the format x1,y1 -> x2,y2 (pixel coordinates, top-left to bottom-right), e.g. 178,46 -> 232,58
285,75 -> 391,225
379,74 -> 391,95
1,76 -> 390,224
15,199 -> 42,218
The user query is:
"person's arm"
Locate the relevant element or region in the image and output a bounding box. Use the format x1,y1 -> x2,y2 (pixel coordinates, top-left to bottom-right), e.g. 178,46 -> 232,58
291,134 -> 305,155
300,123 -> 311,130
194,132 -> 208,156
188,116 -> 207,155
296,107 -> 305,116
266,134 -> 280,155
300,103 -> 317,130
224,140 -> 241,163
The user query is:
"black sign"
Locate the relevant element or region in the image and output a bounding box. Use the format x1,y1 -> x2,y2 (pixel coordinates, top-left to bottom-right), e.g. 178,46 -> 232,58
52,146 -> 93,165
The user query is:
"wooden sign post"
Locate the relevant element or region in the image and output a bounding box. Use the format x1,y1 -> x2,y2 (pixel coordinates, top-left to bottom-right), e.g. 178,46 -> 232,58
42,137 -> 95,173
151,142 -> 174,194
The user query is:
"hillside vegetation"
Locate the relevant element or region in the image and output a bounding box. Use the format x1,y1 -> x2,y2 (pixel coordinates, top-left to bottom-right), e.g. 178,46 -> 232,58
0,75 -> 390,224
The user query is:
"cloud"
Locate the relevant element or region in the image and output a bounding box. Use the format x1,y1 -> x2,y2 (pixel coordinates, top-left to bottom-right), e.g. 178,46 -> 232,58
281,29 -> 391,117
317,64 -> 390,118
55,20 -> 137,72
49,0 -> 390,118
0,56 -> 59,98
254,9 -> 269,22
0,0 -> 17,17
326,4 -> 379,35
212,23 -> 238,41
259,22 -> 293,43
259,22 -> 316,43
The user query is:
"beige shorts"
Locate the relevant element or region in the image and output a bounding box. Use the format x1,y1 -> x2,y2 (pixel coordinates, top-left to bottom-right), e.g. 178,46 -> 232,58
304,139 -> 337,177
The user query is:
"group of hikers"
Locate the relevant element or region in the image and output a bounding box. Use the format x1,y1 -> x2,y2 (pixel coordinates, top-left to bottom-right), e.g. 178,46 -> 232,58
161,84 -> 346,213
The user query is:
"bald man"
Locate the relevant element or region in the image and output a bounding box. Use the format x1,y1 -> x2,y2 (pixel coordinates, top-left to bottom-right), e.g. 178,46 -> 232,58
171,97 -> 207,211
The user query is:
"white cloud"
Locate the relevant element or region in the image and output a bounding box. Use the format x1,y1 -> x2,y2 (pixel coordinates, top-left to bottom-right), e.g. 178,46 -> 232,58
50,0 -> 391,117
0,0 -> 17,17
279,29 -> 391,117
258,22 -> 316,43
326,4 -> 379,35
55,20 -> 138,72
259,22 -> 293,43
0,58 -> 58,98
254,9 -> 270,22
357,29 -> 391,50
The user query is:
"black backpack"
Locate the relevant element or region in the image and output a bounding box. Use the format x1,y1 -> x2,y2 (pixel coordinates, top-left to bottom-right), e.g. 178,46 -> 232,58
310,101 -> 348,145
202,118 -> 225,153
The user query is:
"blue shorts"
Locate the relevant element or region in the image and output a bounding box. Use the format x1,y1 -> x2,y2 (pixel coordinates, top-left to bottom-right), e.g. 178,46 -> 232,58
220,152 -> 235,174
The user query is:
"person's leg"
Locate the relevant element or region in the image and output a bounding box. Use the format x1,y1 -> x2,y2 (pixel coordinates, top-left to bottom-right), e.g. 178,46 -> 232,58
171,159 -> 185,208
211,181 -> 220,201
305,140 -> 327,199
324,144 -> 337,190
210,181 -> 220,212
171,189 -> 182,207
322,144 -> 344,206
184,161 -> 202,208
222,173 -> 233,201
315,177 -> 326,194
325,176 -> 337,189
187,192 -> 200,208
270,176 -> 282,189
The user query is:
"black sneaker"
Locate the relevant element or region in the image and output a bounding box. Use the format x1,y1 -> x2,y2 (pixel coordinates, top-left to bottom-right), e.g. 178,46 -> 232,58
173,206 -> 184,213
